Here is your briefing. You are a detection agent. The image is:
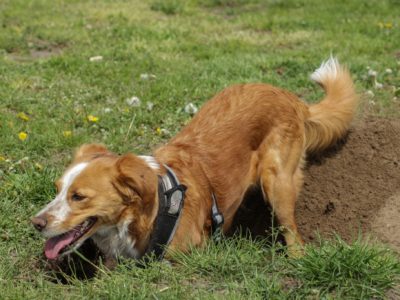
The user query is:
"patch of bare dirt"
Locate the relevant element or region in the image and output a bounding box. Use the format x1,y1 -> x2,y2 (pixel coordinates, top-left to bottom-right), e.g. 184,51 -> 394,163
231,117 -> 400,252
6,40 -> 65,62
370,193 -> 400,251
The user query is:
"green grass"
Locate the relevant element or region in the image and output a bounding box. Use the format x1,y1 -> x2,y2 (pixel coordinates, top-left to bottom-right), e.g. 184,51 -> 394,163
1,0 -> 399,298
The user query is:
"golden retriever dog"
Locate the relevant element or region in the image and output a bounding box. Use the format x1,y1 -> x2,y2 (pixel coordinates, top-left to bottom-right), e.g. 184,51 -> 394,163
32,57 -> 357,263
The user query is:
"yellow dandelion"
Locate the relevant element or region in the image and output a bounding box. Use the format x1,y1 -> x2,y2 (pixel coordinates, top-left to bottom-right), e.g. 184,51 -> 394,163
156,127 -> 162,135
35,162 -> 43,170
384,22 -> 393,29
87,115 -> 99,122
17,112 -> 30,121
63,130 -> 72,137
18,132 -> 28,141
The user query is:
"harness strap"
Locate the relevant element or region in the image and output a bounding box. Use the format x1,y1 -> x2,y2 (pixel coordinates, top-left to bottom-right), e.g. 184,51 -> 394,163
144,165 -> 186,261
141,163 -> 224,263
211,192 -> 224,239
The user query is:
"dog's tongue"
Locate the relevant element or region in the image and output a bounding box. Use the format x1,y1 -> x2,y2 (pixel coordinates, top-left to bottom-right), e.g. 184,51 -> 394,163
44,231 -> 75,260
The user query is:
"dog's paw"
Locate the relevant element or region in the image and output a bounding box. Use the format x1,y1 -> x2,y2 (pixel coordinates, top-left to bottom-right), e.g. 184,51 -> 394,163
287,244 -> 305,258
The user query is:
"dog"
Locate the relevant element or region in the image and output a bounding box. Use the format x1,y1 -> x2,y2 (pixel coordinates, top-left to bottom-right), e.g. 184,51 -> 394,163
32,57 -> 357,263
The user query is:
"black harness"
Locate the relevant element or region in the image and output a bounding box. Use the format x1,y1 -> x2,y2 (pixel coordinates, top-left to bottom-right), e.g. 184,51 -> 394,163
143,164 -> 224,261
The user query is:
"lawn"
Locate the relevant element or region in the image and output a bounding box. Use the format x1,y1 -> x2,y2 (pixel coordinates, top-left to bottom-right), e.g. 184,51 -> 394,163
0,0 -> 399,298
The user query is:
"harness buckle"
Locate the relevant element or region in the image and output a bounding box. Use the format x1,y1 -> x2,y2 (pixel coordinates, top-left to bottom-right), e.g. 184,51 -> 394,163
164,184 -> 187,216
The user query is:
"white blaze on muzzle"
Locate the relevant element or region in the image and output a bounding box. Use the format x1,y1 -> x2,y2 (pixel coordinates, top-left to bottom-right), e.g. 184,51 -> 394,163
37,162 -> 89,231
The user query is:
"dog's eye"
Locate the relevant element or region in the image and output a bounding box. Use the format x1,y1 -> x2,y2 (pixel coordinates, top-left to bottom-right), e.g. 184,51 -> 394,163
71,193 -> 86,201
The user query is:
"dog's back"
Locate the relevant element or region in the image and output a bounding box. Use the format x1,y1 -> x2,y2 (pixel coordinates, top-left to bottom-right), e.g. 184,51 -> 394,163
157,57 -> 358,255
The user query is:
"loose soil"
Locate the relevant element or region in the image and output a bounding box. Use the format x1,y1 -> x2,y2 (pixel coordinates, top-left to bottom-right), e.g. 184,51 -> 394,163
231,117 -> 400,252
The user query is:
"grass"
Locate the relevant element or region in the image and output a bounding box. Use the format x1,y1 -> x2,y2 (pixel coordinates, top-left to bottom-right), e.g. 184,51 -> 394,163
289,236 -> 400,299
0,0 -> 399,298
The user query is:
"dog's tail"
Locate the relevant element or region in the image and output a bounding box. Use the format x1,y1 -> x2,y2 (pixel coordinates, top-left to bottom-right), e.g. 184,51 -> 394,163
304,57 -> 358,153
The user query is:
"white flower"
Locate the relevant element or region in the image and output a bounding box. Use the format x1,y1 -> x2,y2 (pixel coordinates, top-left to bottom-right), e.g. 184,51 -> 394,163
374,81 -> 383,89
140,73 -> 156,80
89,56 -> 103,62
385,68 -> 393,74
126,96 -> 141,107
367,69 -> 377,77
16,157 -> 29,164
184,103 -> 198,115
146,102 -> 154,111
366,90 -> 375,97
103,107 -> 112,113
160,128 -> 170,136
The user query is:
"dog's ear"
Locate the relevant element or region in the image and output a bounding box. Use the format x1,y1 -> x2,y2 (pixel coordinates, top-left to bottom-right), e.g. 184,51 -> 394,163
114,154 -> 157,211
74,144 -> 110,161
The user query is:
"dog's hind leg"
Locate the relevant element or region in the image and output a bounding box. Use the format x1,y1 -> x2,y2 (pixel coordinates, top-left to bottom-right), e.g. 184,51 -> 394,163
258,133 -> 305,257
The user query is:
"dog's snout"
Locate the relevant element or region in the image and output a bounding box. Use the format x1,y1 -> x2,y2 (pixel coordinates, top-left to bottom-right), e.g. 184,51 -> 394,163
31,216 -> 47,232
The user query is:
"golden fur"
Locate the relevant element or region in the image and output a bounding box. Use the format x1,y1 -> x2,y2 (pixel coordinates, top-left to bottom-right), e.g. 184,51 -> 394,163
32,58 -> 358,260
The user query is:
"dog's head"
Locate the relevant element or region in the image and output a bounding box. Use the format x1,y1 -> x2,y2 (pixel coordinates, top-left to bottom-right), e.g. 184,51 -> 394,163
31,144 -> 158,260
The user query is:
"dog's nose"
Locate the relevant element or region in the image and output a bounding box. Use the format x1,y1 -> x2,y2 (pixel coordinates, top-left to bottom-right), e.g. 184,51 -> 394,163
31,216 -> 47,232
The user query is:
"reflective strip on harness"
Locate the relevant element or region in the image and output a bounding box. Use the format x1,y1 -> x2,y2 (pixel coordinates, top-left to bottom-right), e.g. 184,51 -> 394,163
211,192 -> 224,239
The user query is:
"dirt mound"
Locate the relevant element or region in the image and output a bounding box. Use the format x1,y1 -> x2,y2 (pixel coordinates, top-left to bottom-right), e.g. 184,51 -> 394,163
231,117 -> 400,251
298,117 -> 400,249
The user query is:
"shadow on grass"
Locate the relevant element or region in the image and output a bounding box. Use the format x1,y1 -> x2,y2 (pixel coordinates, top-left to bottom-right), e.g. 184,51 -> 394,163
43,238 -> 102,283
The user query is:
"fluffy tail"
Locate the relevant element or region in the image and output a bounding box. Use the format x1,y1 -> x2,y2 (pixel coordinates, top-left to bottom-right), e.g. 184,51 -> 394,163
305,57 -> 358,153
